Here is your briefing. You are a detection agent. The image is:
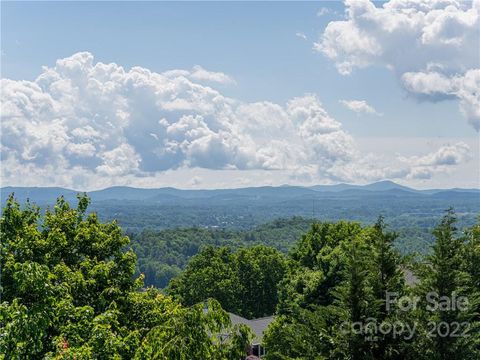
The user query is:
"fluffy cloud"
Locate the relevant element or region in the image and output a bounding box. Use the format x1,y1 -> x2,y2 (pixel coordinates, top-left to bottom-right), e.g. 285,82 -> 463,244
162,65 -> 236,85
316,0 -> 480,129
287,95 -> 357,172
339,99 -> 382,115
189,65 -> 236,85
0,52 -> 470,188
402,69 -> 480,130
0,52 -> 357,187
399,142 -> 471,179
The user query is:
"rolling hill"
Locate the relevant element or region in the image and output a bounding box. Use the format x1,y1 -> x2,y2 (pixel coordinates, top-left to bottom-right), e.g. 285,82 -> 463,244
1,181 -> 478,232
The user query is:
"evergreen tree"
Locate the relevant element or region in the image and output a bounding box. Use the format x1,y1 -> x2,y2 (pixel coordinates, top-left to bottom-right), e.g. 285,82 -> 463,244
327,235 -> 374,360
460,220 -> 480,355
415,210 -> 478,360
264,221 -> 372,359
368,217 -> 410,359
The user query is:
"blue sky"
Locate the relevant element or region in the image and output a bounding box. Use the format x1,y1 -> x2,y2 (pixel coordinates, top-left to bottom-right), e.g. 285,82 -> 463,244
1,1 -> 479,190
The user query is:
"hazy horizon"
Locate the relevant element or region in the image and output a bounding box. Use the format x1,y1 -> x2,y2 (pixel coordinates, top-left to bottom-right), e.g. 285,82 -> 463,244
2,179 -> 479,193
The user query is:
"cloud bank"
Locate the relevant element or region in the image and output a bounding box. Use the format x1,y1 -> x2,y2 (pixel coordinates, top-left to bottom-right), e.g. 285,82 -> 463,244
399,142 -> 471,179
0,52 -> 470,189
316,0 -> 480,130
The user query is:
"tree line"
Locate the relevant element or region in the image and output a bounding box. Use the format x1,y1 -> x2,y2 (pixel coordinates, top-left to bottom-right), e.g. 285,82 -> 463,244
129,217 -> 445,290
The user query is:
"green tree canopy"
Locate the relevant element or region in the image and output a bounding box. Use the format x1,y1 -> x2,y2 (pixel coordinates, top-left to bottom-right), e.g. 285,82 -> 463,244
413,211 -> 479,360
0,194 -> 251,359
264,220 -> 411,360
168,245 -> 287,319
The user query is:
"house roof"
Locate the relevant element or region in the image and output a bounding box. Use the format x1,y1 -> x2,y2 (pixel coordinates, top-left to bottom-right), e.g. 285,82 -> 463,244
228,313 -> 275,344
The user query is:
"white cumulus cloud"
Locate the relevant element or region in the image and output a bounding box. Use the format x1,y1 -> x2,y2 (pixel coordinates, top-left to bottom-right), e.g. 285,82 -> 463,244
402,69 -> 480,130
316,0 -> 480,129
189,65 -> 236,85
339,99 -> 382,115
399,142 -> 472,179
0,52 -> 471,188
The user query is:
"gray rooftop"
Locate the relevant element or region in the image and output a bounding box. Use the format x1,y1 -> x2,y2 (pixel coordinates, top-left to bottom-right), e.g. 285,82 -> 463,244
229,313 -> 275,344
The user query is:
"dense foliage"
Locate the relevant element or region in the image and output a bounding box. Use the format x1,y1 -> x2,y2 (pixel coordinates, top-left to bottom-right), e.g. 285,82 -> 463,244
91,195 -> 479,255
128,217 -> 462,290
168,246 -> 287,319
1,193 -> 478,360
263,214 -> 480,360
0,195 -> 251,359
129,217 -> 311,288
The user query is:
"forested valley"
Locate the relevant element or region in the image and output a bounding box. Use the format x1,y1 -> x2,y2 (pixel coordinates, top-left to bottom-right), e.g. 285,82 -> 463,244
1,194 -> 479,359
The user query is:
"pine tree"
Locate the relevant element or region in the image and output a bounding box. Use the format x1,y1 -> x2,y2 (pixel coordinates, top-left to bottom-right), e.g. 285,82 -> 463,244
328,234 -> 374,360
368,217 -> 410,359
460,220 -> 480,356
416,210 -> 477,360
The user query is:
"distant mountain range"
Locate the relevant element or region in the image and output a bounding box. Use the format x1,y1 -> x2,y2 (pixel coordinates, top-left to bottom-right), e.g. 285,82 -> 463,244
2,180 -> 479,204
309,180 -> 480,194
2,181 -> 479,235
309,180 -> 414,192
